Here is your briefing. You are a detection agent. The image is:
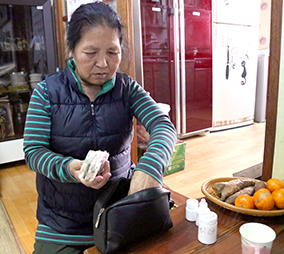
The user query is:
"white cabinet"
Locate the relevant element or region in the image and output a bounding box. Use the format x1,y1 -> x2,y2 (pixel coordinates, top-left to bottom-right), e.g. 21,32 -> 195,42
0,138 -> 24,164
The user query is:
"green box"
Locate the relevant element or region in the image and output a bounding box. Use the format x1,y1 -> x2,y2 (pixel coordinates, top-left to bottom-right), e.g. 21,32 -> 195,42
164,140 -> 186,176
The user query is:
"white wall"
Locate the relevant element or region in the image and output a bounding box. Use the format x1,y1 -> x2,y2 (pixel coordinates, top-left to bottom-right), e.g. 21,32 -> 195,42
272,5 -> 284,181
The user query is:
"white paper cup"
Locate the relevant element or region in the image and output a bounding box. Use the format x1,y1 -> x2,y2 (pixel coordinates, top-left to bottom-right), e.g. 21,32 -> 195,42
239,223 -> 276,254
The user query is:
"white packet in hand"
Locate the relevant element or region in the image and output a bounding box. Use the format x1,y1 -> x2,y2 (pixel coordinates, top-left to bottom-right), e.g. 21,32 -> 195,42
79,150 -> 109,182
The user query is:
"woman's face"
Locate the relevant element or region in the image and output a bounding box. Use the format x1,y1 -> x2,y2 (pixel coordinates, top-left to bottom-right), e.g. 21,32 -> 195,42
71,25 -> 122,86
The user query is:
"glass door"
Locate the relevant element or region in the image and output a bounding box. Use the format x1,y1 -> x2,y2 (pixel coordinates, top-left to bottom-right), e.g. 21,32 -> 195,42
0,0 -> 56,140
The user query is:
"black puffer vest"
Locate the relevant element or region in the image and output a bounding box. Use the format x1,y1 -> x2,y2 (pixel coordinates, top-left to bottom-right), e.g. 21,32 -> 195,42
36,67 -> 135,235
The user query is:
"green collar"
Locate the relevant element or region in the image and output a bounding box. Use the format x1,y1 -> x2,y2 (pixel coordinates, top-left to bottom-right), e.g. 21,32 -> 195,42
67,58 -> 115,97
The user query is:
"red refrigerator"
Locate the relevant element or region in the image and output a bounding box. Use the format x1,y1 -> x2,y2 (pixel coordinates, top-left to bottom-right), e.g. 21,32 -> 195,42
133,0 -> 212,138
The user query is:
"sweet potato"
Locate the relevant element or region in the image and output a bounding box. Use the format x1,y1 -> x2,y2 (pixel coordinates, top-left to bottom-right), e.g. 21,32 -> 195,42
212,182 -> 227,198
220,179 -> 255,201
254,181 -> 267,193
225,186 -> 255,204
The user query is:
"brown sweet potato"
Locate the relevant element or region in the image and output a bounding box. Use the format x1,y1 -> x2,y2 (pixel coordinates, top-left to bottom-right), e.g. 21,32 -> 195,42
254,181 -> 267,193
212,182 -> 227,198
220,179 -> 255,201
225,186 -> 255,204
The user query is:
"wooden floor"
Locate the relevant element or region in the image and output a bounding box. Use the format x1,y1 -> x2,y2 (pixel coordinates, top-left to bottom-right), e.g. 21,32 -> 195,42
163,122 -> 266,198
0,122 -> 265,254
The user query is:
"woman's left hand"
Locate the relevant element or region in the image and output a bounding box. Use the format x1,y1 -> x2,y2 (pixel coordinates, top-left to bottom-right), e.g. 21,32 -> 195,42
128,170 -> 161,195
70,159 -> 112,189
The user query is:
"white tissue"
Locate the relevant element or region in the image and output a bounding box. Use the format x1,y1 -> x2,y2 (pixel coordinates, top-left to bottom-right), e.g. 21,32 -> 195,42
79,150 -> 109,182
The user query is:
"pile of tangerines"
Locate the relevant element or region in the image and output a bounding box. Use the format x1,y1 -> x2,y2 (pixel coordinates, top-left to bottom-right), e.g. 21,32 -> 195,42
234,178 -> 284,210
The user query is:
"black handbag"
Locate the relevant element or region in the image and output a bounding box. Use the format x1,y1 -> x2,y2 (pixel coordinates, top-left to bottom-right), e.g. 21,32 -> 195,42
93,177 -> 173,254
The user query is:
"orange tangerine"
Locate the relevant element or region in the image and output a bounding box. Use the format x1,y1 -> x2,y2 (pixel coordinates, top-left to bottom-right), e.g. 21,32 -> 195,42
272,188 -> 284,209
253,188 -> 275,210
267,178 -> 284,192
235,194 -> 255,209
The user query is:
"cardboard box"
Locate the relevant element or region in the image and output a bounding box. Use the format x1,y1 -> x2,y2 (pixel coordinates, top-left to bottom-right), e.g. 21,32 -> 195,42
164,140 -> 186,176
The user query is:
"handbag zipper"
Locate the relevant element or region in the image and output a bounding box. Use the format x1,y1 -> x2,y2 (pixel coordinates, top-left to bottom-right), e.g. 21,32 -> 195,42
95,197 -> 128,229
94,179 -> 131,229
95,208 -> 105,228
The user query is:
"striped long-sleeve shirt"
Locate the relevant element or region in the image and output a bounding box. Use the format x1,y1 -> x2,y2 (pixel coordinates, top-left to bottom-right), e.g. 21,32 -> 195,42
24,80 -> 177,185
23,64 -> 177,245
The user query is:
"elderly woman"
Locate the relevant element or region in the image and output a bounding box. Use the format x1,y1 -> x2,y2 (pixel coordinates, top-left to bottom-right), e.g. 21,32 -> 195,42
24,2 -> 176,253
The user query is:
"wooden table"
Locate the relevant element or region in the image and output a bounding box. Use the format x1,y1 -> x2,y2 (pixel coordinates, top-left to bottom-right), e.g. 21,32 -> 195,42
88,197 -> 284,254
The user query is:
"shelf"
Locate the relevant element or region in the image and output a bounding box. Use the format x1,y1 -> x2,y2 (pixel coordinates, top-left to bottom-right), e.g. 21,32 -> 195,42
0,63 -> 16,76
0,134 -> 23,142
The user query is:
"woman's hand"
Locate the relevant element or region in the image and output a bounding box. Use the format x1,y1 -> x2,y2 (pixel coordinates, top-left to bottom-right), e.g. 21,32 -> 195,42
69,159 -> 111,189
128,170 -> 161,195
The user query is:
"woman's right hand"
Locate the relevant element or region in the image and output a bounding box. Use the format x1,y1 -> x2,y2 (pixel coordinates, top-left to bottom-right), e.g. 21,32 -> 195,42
69,159 -> 111,189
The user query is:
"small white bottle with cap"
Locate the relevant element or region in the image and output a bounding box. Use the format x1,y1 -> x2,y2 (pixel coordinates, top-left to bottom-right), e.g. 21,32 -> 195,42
185,198 -> 199,222
195,198 -> 210,226
198,211 -> 218,244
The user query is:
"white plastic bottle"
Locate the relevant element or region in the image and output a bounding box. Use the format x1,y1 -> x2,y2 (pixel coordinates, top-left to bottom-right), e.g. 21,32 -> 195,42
195,198 -> 210,226
185,198 -> 199,222
198,211 -> 218,244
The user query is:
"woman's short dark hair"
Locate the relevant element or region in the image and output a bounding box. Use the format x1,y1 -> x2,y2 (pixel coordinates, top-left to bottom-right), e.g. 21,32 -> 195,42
67,2 -> 124,52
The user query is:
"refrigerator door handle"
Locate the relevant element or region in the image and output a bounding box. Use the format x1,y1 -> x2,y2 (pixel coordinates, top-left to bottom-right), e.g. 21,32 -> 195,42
179,0 -> 186,134
173,0 -> 181,134
132,0 -> 144,87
